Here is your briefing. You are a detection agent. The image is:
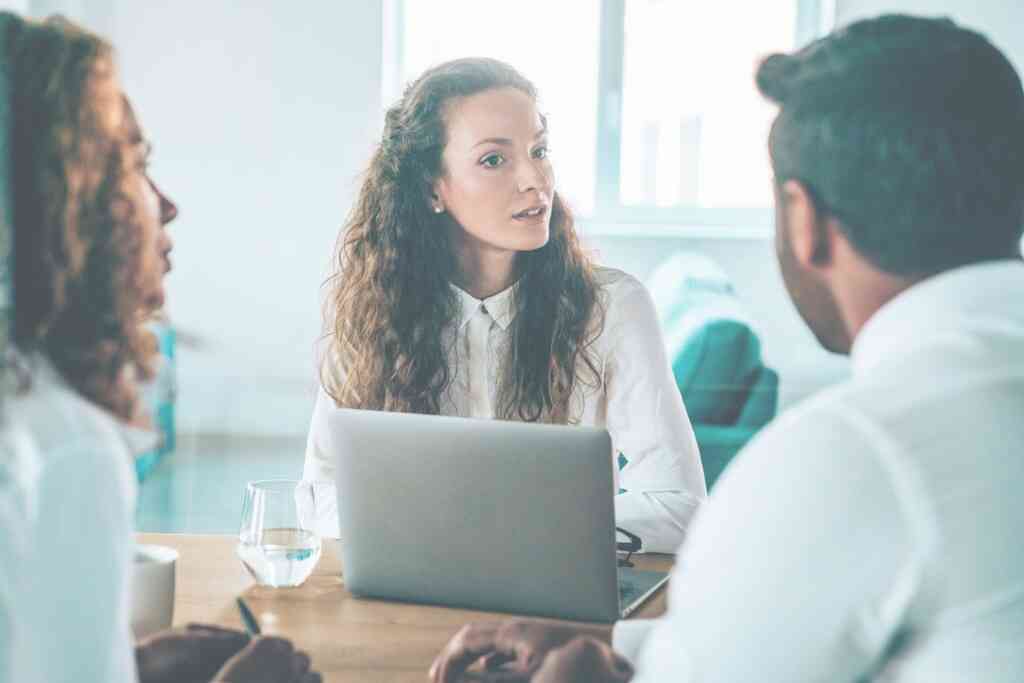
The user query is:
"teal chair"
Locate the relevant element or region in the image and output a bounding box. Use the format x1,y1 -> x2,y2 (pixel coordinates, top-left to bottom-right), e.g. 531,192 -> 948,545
135,320 -> 177,481
646,252 -> 778,489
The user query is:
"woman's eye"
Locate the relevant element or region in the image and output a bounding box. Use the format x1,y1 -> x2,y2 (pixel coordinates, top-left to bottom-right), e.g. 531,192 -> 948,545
532,146 -> 549,160
480,153 -> 505,168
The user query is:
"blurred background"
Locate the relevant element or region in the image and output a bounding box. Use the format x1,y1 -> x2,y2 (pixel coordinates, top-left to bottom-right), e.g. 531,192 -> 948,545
3,1 -> 1021,528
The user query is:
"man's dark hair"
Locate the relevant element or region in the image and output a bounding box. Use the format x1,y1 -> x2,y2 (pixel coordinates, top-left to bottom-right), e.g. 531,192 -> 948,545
757,14 -> 1024,275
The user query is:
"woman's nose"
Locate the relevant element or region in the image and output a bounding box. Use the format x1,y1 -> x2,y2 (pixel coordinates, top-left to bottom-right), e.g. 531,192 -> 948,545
159,191 -> 178,225
516,161 -> 550,194
148,175 -> 179,225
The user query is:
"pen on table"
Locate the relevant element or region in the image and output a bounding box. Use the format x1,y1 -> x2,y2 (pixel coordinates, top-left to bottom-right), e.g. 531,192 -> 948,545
236,597 -> 262,635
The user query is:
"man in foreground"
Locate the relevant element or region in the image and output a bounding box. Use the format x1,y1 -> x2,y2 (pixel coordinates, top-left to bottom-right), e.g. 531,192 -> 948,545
430,13 -> 1024,682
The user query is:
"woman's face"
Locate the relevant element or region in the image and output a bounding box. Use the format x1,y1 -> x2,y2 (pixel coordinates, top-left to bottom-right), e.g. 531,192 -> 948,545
122,99 -> 178,312
432,87 -> 554,256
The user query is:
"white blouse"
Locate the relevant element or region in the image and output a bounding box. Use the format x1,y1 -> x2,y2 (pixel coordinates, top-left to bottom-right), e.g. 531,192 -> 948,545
0,354 -> 153,683
303,266 -> 707,553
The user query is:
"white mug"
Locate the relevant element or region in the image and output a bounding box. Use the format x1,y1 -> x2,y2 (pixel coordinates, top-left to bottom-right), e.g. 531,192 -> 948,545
130,544 -> 178,639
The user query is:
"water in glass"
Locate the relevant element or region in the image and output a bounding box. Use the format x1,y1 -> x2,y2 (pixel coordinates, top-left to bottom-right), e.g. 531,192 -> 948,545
237,479 -> 322,587
237,527 -> 321,587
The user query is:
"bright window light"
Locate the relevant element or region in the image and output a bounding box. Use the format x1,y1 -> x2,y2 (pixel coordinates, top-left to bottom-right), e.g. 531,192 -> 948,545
395,0 -> 822,226
620,1 -> 796,209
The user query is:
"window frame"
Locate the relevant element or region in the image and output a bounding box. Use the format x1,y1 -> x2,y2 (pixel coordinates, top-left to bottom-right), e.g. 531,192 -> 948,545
386,0 -> 834,238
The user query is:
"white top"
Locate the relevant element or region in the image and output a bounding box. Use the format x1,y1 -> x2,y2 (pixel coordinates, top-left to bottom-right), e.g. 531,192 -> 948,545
0,355 -> 152,683
615,260 -> 1024,681
303,266 -> 707,553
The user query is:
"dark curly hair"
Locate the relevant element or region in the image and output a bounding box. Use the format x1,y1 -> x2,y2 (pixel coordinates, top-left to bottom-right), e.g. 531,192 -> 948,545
757,14 -> 1024,275
323,57 -> 603,423
8,13 -> 157,421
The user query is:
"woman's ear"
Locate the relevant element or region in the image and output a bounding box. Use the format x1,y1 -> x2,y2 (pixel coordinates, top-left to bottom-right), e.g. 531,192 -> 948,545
428,180 -> 446,214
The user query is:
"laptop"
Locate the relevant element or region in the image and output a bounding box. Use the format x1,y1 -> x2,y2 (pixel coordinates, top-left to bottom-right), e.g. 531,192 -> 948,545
327,408 -> 668,623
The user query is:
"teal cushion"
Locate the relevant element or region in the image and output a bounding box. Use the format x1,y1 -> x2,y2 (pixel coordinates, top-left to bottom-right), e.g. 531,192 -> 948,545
671,319 -> 762,425
637,252 -> 781,486
692,424 -> 759,489
647,252 -> 764,426
736,366 -> 779,427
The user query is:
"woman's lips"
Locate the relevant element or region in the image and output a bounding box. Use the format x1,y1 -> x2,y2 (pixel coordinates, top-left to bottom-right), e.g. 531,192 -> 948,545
512,205 -> 549,222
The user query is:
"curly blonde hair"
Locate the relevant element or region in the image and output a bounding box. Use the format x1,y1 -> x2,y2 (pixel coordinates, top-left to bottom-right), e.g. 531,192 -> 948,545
324,58 -> 603,423
8,14 -> 157,421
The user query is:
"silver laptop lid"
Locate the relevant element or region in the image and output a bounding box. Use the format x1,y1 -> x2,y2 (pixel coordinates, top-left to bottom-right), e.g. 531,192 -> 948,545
328,408 -> 621,622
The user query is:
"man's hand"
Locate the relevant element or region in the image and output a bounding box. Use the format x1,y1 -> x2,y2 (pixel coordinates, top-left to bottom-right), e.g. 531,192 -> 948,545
213,635 -> 321,683
429,619 -> 612,683
136,623 -> 250,683
533,637 -> 634,683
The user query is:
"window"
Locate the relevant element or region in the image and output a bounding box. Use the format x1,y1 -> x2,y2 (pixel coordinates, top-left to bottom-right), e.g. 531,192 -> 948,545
386,0 -> 832,234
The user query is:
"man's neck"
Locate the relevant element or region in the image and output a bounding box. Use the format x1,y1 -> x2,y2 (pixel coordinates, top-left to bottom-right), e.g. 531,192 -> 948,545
839,275 -> 917,347
829,240 -> 920,351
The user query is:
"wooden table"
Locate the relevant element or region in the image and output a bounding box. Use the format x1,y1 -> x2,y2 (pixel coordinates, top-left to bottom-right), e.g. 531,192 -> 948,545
138,533 -> 673,682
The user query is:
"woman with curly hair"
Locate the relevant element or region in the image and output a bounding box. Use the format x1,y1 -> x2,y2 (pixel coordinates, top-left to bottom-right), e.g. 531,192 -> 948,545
303,58 -> 706,553
0,13 -> 318,683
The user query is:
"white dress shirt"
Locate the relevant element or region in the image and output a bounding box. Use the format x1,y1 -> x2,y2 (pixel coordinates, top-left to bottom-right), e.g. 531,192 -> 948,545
0,354 -> 152,683
303,266 -> 707,553
615,260 -> 1024,681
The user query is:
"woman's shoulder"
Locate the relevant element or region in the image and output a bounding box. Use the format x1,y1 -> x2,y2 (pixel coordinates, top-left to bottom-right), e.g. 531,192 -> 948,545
317,340 -> 348,401
586,266 -> 662,357
593,265 -> 642,290
1,361 -> 136,571
592,266 -> 655,315
4,353 -> 135,469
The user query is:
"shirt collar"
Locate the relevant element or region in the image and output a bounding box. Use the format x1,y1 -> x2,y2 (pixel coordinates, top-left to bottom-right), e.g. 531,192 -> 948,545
851,259 -> 1024,377
450,281 -> 518,331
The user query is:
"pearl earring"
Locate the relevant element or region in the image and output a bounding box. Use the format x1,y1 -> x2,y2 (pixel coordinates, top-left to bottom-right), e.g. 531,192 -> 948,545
433,205 -> 444,214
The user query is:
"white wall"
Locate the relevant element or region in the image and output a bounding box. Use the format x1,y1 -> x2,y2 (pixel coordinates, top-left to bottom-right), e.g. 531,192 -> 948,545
123,2 -> 383,435
30,1 -> 385,435
23,0 -> 1023,434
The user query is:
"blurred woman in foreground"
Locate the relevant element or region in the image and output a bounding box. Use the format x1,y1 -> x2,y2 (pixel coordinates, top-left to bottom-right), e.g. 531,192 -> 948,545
0,12 -> 318,683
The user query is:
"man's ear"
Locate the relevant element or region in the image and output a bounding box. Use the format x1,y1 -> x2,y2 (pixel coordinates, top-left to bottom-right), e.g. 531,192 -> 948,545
780,179 -> 831,269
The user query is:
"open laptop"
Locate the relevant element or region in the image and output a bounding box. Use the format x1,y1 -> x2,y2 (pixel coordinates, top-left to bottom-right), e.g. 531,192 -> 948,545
327,408 -> 668,623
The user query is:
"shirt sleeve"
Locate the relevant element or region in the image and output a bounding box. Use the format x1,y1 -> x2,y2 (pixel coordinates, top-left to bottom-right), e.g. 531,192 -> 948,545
302,387 -> 342,538
1,433 -> 137,683
612,619 -> 657,662
628,405 -> 935,681
0,427 -> 34,683
603,276 -> 707,553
